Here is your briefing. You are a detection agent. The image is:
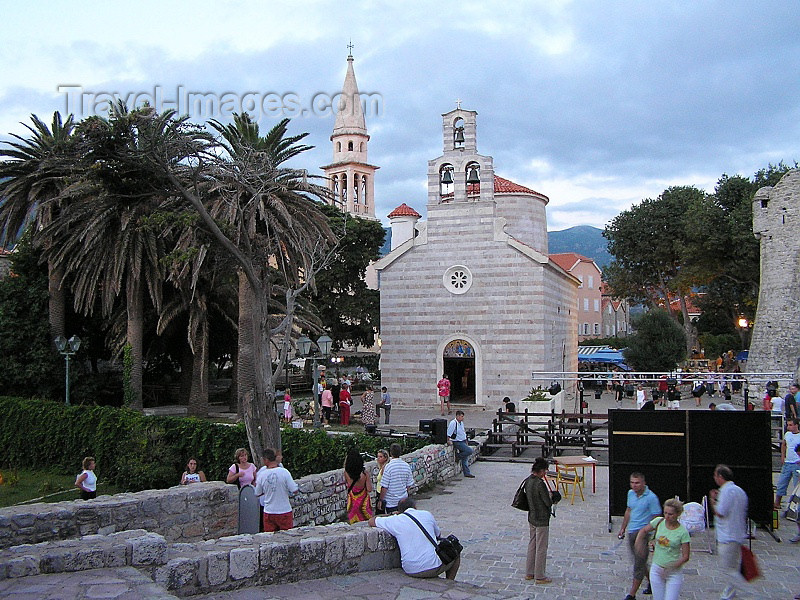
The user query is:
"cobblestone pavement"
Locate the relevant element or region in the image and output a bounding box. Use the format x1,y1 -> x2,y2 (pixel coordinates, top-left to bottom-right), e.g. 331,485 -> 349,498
0,566 -> 177,599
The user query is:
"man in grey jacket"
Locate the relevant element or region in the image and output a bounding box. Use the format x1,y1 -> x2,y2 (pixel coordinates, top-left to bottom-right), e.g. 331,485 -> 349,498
524,457 -> 553,584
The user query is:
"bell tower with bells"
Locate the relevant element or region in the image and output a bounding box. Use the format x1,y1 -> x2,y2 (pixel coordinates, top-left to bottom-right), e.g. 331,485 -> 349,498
427,102 -> 494,206
321,46 -> 379,220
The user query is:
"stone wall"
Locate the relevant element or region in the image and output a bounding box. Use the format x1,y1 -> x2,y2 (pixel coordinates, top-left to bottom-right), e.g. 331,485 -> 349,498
750,169 -> 800,380
0,443 -> 474,549
0,443 -> 474,595
0,524 -> 401,596
0,482 -> 237,551
292,443 -> 474,526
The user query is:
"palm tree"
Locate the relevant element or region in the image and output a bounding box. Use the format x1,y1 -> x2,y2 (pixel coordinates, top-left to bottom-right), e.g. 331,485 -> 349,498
204,114 -> 335,455
42,103 -> 171,409
0,112 -> 76,341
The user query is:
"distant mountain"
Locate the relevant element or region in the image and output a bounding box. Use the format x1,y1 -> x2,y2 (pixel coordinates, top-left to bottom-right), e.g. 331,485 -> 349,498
380,224 -> 613,268
548,225 -> 612,268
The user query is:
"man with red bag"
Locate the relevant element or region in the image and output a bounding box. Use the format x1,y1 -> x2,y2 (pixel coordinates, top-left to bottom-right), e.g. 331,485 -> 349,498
709,464 -> 749,599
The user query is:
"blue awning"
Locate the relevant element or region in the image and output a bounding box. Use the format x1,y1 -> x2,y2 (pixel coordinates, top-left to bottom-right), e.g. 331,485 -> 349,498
578,346 -> 630,369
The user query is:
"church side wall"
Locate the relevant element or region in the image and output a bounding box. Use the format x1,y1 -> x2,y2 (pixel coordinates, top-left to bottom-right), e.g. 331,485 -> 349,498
749,170 -> 800,378
380,203 -> 577,407
494,193 -> 549,254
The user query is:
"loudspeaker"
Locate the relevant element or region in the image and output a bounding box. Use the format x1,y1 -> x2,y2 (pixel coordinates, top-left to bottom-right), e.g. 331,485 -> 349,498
431,418 -> 448,445
419,419 -> 433,434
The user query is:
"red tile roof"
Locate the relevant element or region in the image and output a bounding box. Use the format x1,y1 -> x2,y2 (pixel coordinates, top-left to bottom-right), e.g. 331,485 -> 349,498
548,252 -> 595,272
387,203 -> 422,218
494,175 -> 547,199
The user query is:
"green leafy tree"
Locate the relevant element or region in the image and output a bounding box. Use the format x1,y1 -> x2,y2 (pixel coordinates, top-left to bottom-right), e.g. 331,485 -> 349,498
623,309 -> 687,371
603,186 -> 705,352
0,237 -> 62,396
310,203 -> 384,350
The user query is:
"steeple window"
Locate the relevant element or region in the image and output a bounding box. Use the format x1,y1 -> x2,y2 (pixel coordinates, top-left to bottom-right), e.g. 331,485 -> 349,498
453,117 -> 465,150
465,162 -> 480,197
354,174 -> 360,204
348,141 -> 354,151
439,164 -> 454,202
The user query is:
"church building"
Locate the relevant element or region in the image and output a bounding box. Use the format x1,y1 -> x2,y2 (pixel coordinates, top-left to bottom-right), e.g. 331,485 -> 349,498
374,108 -> 579,407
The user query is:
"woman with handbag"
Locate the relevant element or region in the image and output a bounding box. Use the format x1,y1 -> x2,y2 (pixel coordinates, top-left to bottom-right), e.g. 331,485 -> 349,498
524,457 -> 553,584
634,498 -> 690,600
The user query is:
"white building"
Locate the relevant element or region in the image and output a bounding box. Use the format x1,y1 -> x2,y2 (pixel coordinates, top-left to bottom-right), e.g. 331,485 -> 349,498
374,108 -> 579,407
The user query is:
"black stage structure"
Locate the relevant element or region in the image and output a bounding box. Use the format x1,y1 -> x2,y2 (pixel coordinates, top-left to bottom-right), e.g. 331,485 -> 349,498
608,409 -> 773,534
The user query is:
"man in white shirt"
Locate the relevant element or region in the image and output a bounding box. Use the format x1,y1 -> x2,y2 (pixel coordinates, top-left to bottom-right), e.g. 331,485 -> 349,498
447,411 -> 474,478
369,497 -> 460,580
376,386 -> 392,424
709,464 -> 749,600
775,418 -> 800,510
254,448 -> 299,532
379,443 -> 415,513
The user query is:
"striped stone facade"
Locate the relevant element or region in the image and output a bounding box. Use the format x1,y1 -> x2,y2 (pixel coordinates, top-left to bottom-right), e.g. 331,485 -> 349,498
375,108 -> 578,407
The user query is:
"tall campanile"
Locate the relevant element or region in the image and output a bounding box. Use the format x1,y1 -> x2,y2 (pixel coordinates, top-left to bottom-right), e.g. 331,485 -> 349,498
320,52 -> 379,220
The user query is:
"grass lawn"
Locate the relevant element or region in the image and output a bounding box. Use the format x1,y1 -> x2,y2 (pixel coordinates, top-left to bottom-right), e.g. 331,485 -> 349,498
0,468 -> 124,508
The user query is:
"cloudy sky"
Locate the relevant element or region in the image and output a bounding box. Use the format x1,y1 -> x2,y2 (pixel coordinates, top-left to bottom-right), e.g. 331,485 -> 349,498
2,1 -> 798,230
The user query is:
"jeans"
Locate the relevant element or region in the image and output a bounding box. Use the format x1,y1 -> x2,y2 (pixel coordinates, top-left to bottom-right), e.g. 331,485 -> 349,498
649,563 -> 683,600
776,461 -> 800,496
452,440 -> 473,476
375,403 -> 391,424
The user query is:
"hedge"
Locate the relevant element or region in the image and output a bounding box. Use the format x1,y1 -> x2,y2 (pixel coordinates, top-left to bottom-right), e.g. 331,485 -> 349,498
0,397 -> 426,492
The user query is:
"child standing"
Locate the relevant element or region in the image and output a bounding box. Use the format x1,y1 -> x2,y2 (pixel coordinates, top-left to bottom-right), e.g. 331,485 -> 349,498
283,388 -> 293,422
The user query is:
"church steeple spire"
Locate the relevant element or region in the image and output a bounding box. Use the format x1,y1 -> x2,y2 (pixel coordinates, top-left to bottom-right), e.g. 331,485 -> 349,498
321,51 -> 379,220
333,53 -> 367,136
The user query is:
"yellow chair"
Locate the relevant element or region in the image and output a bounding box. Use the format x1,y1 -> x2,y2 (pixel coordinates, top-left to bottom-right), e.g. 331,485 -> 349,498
556,463 -> 585,504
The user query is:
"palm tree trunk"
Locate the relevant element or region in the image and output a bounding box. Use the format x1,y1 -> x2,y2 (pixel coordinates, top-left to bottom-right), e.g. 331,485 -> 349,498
237,270 -> 254,421
188,313 -> 209,417
127,276 -> 144,410
48,260 -> 65,342
238,269 -> 281,464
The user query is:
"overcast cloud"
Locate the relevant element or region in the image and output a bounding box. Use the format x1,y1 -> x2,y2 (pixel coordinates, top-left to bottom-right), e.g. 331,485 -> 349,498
1,0 -> 798,230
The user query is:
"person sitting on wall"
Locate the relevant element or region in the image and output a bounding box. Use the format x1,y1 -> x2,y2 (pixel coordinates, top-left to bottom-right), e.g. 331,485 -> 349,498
369,497 -> 460,580
181,458 -> 207,484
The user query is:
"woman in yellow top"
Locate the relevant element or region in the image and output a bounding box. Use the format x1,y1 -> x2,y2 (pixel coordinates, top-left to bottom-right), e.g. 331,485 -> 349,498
635,498 -> 690,600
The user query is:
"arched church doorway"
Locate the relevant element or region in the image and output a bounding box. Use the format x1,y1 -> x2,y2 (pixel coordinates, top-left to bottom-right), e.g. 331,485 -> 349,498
443,339 -> 475,404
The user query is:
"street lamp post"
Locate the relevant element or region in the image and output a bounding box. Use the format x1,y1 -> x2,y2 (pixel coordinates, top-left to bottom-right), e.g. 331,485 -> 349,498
297,335 -> 332,428
54,335 -> 81,405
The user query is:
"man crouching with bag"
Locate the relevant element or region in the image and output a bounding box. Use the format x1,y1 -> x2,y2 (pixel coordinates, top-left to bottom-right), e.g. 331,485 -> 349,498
525,457 -> 557,584
369,497 -> 461,580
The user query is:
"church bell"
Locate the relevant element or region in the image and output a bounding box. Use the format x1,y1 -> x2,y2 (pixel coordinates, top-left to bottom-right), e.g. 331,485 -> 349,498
441,169 -> 454,185
466,166 -> 480,184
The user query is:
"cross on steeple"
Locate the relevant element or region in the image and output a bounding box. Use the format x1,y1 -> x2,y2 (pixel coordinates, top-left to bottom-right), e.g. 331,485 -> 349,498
455,98 -> 462,110
347,40 -> 354,56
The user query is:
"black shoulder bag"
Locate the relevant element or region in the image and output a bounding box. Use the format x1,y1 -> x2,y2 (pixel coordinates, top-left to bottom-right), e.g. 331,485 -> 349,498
403,511 -> 463,565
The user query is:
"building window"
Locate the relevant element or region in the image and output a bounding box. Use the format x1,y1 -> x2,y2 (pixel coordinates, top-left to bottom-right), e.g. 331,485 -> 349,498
348,141 -> 354,151
582,323 -> 589,335
578,275 -> 584,288
583,298 -> 589,311
594,299 -> 600,312
443,265 -> 473,295
588,275 -> 594,289
594,323 -> 600,335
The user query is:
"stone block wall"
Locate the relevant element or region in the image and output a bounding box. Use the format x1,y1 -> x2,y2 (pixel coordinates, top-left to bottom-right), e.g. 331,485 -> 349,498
0,482 -> 238,550
0,444 -> 474,548
0,524 -> 401,596
291,443 -> 474,526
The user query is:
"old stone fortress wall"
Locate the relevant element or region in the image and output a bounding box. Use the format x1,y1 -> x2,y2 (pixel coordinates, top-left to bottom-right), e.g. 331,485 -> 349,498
0,443 -> 476,596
